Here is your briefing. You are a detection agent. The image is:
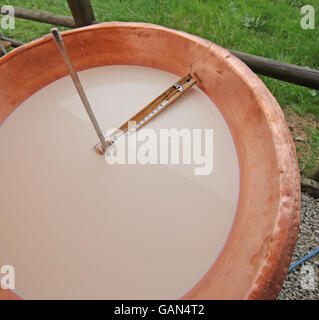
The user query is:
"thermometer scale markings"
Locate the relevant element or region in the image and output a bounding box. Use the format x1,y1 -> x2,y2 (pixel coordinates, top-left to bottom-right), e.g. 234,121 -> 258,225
106,100 -> 169,146
103,100 -> 169,147
126,100 -> 168,135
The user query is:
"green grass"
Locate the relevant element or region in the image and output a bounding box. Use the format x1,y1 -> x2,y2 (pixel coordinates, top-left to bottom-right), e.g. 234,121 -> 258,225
298,126 -> 319,174
1,0 -> 318,116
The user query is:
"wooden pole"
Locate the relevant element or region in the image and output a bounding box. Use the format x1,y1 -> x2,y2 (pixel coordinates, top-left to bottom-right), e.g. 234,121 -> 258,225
301,177 -> 319,197
0,31 -> 24,47
0,4 -> 318,91
229,49 -> 319,91
67,0 -> 95,27
306,165 -> 319,182
0,39 -> 10,49
0,5 -> 75,28
0,36 -> 24,48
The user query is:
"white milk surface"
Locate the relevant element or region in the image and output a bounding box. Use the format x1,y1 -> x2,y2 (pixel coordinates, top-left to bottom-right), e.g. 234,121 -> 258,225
0,66 -> 239,299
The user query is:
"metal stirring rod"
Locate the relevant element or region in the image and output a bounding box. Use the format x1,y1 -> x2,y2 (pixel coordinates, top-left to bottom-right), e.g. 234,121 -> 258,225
50,27 -> 108,153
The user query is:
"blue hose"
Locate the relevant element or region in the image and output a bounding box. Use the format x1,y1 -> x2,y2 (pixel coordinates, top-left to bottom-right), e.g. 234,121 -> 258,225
288,248 -> 319,272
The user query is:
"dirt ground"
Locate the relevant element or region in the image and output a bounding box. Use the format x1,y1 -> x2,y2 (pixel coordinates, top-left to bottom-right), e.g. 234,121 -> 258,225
283,106 -> 319,176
